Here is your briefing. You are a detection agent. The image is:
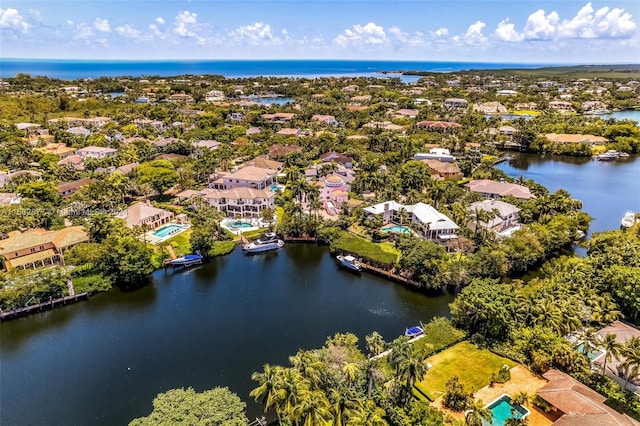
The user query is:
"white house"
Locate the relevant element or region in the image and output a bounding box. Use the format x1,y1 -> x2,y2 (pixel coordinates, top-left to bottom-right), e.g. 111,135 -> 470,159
468,199 -> 521,237
76,146 -> 118,159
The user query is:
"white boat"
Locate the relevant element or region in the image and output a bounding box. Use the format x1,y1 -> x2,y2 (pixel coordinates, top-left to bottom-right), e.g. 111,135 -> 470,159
243,233 -> 284,254
622,212 -> 637,228
597,150 -> 620,161
336,254 -> 362,272
168,253 -> 203,267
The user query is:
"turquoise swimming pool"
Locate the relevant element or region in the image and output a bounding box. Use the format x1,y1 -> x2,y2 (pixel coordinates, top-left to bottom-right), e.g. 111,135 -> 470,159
483,395 -> 529,426
152,224 -> 184,238
576,343 -> 605,361
380,225 -> 411,234
229,221 -> 252,229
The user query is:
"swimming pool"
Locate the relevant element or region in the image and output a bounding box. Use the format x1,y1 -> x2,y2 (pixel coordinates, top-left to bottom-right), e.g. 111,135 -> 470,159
152,224 -> 185,238
270,183 -> 285,192
380,225 -> 411,234
483,394 -> 530,426
229,221 -> 253,229
576,343 -> 605,361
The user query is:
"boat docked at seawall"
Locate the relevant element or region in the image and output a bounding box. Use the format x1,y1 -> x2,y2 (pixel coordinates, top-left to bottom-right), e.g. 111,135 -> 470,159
168,253 -> 203,267
596,150 -> 620,161
336,254 -> 362,272
622,212 -> 638,228
405,325 -> 424,338
242,233 -> 284,254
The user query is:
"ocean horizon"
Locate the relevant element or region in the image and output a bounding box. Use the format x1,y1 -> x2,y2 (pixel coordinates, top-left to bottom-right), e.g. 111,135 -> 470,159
0,58 -> 563,80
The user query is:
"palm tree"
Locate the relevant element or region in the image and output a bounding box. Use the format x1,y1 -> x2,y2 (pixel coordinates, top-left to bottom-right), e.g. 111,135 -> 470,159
293,389 -> 333,426
250,364 -> 285,424
465,399 -> 492,426
365,332 -> 386,359
575,327 -> 601,356
289,350 -> 324,390
347,400 -> 388,426
329,387 -> 362,426
621,337 -> 640,387
342,362 -> 360,387
601,333 -> 622,376
279,369 -> 310,424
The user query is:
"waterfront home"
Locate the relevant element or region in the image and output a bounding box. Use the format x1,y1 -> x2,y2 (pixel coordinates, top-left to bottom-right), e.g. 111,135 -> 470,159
548,100 -> 575,112
176,187 -> 275,219
582,101 -> 609,112
320,152 -> 354,168
363,201 -> 459,243
57,178 -> 96,197
261,113 -> 296,124
116,200 -> 174,229
466,179 -> 535,200
76,146 -> 118,159
545,133 -> 608,146
416,121 -> 462,132
35,143 -> 77,159
498,125 -> 518,136
209,166 -> 278,191
468,199 -> 521,236
422,159 -> 462,180
537,369 -> 638,426
318,174 -> 350,206
0,226 -> 89,271
442,98 -> 468,109
168,93 -> 194,103
414,148 -> 455,163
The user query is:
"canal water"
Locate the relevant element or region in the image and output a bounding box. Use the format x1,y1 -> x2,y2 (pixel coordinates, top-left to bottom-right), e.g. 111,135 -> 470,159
0,245 -> 453,425
497,152 -> 640,233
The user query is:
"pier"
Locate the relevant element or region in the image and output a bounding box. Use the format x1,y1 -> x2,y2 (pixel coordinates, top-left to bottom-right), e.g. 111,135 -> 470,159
0,293 -> 90,321
359,262 -> 422,288
283,235 -> 317,243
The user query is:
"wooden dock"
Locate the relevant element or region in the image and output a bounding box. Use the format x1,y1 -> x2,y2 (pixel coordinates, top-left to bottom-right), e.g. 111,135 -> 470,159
0,292 -> 90,321
359,262 -> 422,288
283,235 -> 317,243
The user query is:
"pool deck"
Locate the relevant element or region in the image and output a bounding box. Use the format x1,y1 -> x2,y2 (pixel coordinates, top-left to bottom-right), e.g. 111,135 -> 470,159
432,365 -> 560,426
144,223 -> 190,245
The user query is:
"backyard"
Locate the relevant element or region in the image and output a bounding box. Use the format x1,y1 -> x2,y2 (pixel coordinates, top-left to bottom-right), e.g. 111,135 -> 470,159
416,341 -> 516,401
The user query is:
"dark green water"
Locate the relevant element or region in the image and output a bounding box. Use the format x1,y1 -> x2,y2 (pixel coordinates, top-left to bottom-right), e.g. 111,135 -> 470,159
1,245 -> 453,425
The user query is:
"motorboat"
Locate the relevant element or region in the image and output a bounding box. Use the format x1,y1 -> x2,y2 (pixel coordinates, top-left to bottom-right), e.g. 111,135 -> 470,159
596,150 -> 620,161
243,233 -> 284,254
336,254 -> 362,272
405,325 -> 424,338
622,212 -> 637,228
168,253 -> 203,267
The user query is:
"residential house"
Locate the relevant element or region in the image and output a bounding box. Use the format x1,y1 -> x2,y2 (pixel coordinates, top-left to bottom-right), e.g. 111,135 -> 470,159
116,200 -> 174,229
473,102 -> 508,114
341,85 -> 359,93
168,93 -> 194,103
57,178 -> 96,197
350,95 -> 371,104
267,144 -> 303,159
67,126 -> 91,137
115,162 -> 139,175
0,193 -> 21,207
422,159 -> 462,180
261,113 -> 296,124
229,112 -> 245,122
442,98 -> 468,109
363,201 -> 459,243
496,90 -> 518,96
210,166 -> 278,190
392,109 -> 418,118
549,100 -> 574,112
363,121 -> 405,132
593,321 -> 640,390
536,369 -> 638,426
311,114 -> 338,125
57,155 -> 84,171
205,90 -> 225,102
465,179 -> 536,200
413,148 -> 455,163
545,133 -> 608,146
152,137 -> 182,148
276,128 -> 301,137
176,187 -> 275,219
318,174 -> 349,207
246,127 -> 261,135
239,156 -> 283,171
416,121 -> 462,132
0,226 -> 89,271
194,140 -> 221,150
35,143 -> 77,159
76,146 -> 118,159
320,152 -> 354,168
468,199 -> 520,236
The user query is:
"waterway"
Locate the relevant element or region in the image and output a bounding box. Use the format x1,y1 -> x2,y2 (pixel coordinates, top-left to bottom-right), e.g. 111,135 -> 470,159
0,245 -> 453,425
599,110 -> 640,124
497,152 -> 640,233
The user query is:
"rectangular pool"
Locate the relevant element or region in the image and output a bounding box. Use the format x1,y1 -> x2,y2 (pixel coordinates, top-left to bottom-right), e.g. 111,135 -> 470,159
483,394 -> 530,426
380,225 -> 411,234
152,224 -> 185,238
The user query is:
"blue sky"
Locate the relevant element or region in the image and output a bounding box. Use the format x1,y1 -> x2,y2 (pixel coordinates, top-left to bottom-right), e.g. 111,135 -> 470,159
1,0 -> 639,62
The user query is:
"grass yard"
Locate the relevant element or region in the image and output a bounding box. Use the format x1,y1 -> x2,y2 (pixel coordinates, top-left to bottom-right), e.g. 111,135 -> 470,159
417,341 -> 516,401
332,232 -> 399,266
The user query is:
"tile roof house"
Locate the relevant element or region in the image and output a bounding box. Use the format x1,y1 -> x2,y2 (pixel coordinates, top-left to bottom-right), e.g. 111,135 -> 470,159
176,187 -> 275,219
0,226 -> 89,271
267,144 -> 303,159
115,162 -> 139,175
35,143 -> 77,159
276,128 -> 301,137
443,98 -> 468,109
422,159 -> 462,180
311,114 -> 338,125
468,199 -> 521,236
210,166 -> 278,191
416,121 -> 462,131
537,369 -> 638,426
76,146 -> 118,159
239,156 -> 283,171
320,152 -> 354,168
57,178 -> 96,197
545,133 -> 608,146
363,201 -> 459,243
116,201 -> 174,229
261,113 -> 296,123
466,179 -> 536,200
57,155 -> 85,171
194,140 -> 221,150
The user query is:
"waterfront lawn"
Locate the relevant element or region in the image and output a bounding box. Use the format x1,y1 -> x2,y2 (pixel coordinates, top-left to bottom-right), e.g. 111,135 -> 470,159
413,317 -> 466,355
149,231 -> 192,268
416,341 -> 516,401
210,241 -> 236,256
332,233 -> 399,266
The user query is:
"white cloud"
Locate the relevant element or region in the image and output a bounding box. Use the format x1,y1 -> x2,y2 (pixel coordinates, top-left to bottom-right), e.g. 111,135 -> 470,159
229,22 -> 280,45
67,20 -> 73,26
149,23 -> 163,38
173,10 -> 198,37
75,23 -> 94,39
429,27 -> 449,38
495,19 -> 524,42
94,18 -> 111,33
28,9 -> 42,22
388,26 -> 424,47
453,21 -> 488,45
0,8 -> 30,33
523,9 -> 559,40
115,24 -> 150,41
155,17 -> 164,25
334,22 -> 387,47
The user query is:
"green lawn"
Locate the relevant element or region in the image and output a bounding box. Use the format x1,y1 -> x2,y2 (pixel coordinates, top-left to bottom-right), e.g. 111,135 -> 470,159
332,232 -> 399,266
416,341 -> 516,400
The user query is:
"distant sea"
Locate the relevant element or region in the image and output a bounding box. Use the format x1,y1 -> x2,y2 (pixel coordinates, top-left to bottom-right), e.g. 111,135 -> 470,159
0,59 -> 553,81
